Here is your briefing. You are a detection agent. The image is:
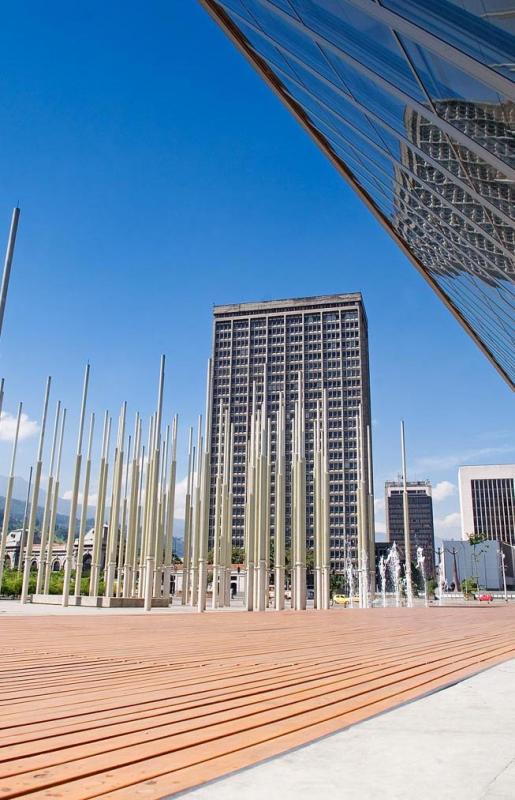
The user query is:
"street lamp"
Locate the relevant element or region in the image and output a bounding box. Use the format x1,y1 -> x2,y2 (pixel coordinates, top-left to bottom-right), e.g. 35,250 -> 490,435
501,552 -> 507,603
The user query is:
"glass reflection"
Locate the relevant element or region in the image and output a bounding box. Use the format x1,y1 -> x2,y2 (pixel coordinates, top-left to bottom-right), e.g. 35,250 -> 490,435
211,0 -> 515,383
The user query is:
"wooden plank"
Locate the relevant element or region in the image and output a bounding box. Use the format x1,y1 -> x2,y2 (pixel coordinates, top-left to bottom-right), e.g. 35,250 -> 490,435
0,606 -> 514,799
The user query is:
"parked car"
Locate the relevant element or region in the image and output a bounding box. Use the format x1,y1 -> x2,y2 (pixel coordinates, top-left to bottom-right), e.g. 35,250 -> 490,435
333,594 -> 359,606
478,593 -> 493,602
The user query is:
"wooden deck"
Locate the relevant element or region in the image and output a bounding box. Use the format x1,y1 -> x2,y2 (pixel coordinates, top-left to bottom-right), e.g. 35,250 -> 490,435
1,606 -> 515,799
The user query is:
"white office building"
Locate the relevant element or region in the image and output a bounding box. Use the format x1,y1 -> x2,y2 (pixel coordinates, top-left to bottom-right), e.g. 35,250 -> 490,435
459,465 -> 515,547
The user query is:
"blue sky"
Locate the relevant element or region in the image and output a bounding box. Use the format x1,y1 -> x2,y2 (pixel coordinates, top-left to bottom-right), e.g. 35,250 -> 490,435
0,1 -> 513,539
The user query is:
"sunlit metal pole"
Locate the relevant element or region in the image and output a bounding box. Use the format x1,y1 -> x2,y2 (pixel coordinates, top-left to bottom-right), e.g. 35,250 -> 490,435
17,466 -> 33,571
0,402 -> 22,588
62,364 -> 90,606
44,409 -> 66,593
74,413 -> 95,597
21,376 -> 51,603
197,360 -> 213,613
274,393 -> 285,611
401,420 -> 413,608
0,207 -> 20,339
36,401 -> 61,594
89,412 -> 110,597
501,552 -> 507,603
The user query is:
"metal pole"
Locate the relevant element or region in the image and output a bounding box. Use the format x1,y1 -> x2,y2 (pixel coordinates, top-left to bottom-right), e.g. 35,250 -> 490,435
36,400 -> 61,594
44,408 -> 66,593
0,208 -> 20,339
501,552 -> 507,602
197,359 -> 212,613
0,402 -> 22,588
163,415 -> 177,602
62,364 -> 89,606
21,376 -> 51,603
400,420 -> 413,608
17,466 -> 33,571
74,413 -> 95,597
89,411 -> 109,597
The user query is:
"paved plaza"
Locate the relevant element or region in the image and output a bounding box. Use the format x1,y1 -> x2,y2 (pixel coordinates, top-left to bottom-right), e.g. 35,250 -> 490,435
182,658 -> 515,800
1,605 -> 514,799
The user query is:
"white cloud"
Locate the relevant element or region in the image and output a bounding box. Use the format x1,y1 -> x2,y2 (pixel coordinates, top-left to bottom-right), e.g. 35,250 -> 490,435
62,490 -> 98,507
415,445 -> 514,473
173,476 -> 188,520
435,511 -> 462,537
375,521 -> 386,534
0,411 -> 39,442
374,497 -> 385,511
432,480 -> 456,503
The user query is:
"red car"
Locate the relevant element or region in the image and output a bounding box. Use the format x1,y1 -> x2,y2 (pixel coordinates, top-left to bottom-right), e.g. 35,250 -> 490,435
478,593 -> 493,602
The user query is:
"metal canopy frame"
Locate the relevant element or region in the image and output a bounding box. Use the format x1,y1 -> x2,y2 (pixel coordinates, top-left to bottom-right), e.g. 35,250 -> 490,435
199,0 -> 514,391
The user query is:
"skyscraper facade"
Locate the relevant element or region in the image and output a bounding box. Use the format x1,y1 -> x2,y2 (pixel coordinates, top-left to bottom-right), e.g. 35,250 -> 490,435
385,480 -> 435,573
209,293 -> 374,572
459,464 -> 515,546
199,0 -> 515,389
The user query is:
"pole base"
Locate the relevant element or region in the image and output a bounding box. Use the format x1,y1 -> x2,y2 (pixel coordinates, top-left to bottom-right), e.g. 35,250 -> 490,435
30,594 -> 170,608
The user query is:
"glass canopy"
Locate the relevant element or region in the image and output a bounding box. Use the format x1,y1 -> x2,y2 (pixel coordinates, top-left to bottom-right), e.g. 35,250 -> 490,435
200,0 -> 515,388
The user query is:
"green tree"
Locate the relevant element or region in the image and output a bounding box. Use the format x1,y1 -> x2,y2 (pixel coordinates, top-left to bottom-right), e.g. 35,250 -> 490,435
461,577 -> 478,598
330,572 -> 345,596
1,569 -> 36,597
467,532 -> 488,590
231,547 -> 245,564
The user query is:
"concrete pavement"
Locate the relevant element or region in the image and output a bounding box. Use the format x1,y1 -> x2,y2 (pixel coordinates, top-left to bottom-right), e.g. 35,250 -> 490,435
178,659 -> 515,800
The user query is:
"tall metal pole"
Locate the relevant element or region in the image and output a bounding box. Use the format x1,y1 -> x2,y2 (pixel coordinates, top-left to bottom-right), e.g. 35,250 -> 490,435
36,401 -> 61,594
163,415 -> 177,601
182,428 -> 194,605
144,356 -> 165,612
117,432 -> 132,597
501,552 -> 507,603
274,393 -> 285,611
0,207 -> 20,339
0,402 -> 22,587
245,383 -> 257,612
44,408 -> 66,593
17,466 -> 33,571
89,412 -> 110,597
62,364 -> 90,606
198,359 -> 213,613
74,413 -> 95,596
356,409 -> 364,608
401,420 -> 413,608
21,376 -> 51,603
211,403 -> 223,610
105,402 -> 126,597
321,389 -> 330,610
366,423 -> 375,595
190,416 -> 202,606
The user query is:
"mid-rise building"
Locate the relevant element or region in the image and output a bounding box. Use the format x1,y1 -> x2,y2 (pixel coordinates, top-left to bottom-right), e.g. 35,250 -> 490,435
459,464 -> 515,546
385,480 -> 435,573
209,293 -> 374,572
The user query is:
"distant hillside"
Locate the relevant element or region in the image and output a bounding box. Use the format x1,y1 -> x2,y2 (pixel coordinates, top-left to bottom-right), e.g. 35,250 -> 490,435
0,496 -> 88,541
0,475 -> 76,516
0,491 -> 185,548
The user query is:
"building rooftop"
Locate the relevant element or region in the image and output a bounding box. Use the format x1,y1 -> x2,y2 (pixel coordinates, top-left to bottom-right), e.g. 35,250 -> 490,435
213,293 -> 364,316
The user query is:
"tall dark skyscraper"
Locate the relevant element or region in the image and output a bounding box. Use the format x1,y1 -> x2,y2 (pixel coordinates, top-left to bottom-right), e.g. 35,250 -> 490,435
209,293 -> 374,572
385,480 -> 435,574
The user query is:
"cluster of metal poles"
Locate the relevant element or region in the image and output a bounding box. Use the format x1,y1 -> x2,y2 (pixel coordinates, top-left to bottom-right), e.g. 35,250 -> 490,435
2,354 -> 378,613
0,357 -> 185,610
